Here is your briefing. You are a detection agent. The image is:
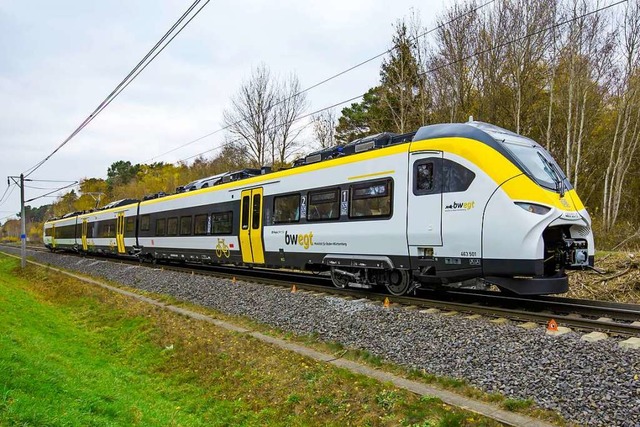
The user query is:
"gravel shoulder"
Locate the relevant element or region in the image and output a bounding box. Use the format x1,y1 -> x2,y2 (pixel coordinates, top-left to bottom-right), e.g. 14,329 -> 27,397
10,248 -> 640,427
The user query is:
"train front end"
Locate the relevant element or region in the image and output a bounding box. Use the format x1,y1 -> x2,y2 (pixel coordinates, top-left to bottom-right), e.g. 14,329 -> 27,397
475,122 -> 594,294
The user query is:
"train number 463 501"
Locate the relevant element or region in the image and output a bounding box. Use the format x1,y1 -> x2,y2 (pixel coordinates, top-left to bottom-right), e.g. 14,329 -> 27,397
460,251 -> 477,257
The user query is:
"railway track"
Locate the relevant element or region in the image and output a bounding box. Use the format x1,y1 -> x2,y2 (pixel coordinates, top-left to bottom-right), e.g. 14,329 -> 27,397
9,244 -> 640,337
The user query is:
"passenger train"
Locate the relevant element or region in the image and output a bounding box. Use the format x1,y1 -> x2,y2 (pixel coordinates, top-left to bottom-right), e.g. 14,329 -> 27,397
43,121 -> 595,295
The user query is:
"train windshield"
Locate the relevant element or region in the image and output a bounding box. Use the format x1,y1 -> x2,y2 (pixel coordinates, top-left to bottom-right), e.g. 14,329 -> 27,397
502,141 -> 563,191
476,122 -> 567,193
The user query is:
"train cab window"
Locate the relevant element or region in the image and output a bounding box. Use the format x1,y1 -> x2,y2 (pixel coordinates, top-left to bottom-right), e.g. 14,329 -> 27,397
125,217 -> 135,234
350,180 -> 392,218
307,189 -> 340,221
273,194 -> 300,224
140,215 -> 150,231
180,216 -> 192,236
194,214 -> 208,235
156,218 -> 166,236
167,217 -> 178,236
443,160 -> 475,193
212,211 -> 232,234
44,228 -> 52,237
417,163 -> 434,191
413,159 -> 441,196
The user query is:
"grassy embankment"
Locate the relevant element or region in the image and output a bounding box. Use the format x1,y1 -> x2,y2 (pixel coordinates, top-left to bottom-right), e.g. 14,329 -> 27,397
0,255 -> 500,426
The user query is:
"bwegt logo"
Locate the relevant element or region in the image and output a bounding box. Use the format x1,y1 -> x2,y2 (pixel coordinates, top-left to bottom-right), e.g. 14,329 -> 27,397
285,231 -> 314,249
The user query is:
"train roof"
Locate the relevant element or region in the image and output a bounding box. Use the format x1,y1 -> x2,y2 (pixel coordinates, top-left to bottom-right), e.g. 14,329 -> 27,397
48,121 -> 535,221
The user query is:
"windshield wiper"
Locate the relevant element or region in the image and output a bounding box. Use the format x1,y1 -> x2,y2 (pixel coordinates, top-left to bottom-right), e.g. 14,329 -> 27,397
537,152 -> 565,197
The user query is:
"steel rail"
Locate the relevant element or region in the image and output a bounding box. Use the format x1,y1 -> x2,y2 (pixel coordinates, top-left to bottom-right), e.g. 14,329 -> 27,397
8,244 -> 640,336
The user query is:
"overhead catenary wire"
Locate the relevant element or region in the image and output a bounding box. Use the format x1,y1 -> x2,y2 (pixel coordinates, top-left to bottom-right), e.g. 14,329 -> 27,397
25,182 -> 79,204
0,185 -> 12,206
174,0 -> 627,165
144,0 -> 498,163
0,185 -> 17,210
21,0 -> 211,179
177,94 -> 364,163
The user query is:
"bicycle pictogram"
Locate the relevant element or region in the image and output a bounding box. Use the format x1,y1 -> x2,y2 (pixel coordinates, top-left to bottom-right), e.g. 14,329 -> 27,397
215,238 -> 230,258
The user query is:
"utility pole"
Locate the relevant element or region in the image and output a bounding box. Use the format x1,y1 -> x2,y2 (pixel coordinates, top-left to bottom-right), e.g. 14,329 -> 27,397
20,174 -> 25,268
7,175 -> 27,268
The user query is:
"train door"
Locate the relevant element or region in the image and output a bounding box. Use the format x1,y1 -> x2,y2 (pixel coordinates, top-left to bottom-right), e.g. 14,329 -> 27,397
116,213 -> 126,254
81,219 -> 88,251
51,224 -> 56,249
239,188 -> 265,264
407,151 -> 443,249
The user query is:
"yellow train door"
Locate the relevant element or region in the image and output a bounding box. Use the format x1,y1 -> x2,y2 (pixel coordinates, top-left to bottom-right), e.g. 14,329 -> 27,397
81,219 -> 88,251
239,188 -> 265,264
51,224 -> 56,248
116,213 -> 126,254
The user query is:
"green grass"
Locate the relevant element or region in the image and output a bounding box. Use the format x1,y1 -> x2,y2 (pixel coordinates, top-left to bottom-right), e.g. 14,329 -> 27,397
0,256 -> 502,426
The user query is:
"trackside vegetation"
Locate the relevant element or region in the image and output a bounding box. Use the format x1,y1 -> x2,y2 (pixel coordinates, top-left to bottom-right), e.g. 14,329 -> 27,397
0,255 -> 500,426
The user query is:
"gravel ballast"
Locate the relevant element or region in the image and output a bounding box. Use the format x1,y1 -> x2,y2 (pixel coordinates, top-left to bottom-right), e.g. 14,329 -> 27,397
7,248 -> 640,427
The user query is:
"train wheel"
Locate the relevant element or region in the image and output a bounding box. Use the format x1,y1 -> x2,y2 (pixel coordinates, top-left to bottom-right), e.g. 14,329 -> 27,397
330,268 -> 349,289
385,269 -> 410,295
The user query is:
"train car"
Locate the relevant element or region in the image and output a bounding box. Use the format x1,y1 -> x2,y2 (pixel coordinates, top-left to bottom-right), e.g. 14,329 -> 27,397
43,121 -> 594,296
43,213 -> 79,251
76,199 -> 139,256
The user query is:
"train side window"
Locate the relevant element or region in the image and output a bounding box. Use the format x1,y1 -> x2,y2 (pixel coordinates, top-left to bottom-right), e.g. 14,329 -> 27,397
443,160 -> 475,193
167,217 -> 178,236
252,195 -> 261,229
140,215 -> 150,231
156,218 -> 166,236
212,211 -> 232,234
273,194 -> 300,224
307,188 -> 340,221
99,221 -> 116,238
241,196 -> 250,230
125,217 -> 135,234
349,180 -> 392,218
87,223 -> 95,238
194,214 -> 208,235
180,216 -> 192,236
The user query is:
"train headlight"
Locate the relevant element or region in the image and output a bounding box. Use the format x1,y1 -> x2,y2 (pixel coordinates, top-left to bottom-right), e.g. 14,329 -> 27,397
515,202 -> 551,215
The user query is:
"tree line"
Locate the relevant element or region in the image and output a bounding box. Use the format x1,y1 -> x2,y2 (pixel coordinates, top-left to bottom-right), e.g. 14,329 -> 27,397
2,0 -> 638,249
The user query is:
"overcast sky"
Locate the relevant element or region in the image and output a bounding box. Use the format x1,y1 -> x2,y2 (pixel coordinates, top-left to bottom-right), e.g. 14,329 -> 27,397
0,0 -> 446,216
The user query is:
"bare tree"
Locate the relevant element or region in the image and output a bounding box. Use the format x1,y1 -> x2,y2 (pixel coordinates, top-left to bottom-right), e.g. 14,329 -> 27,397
311,109 -> 337,149
269,73 -> 309,164
603,0 -> 640,230
223,64 -> 307,166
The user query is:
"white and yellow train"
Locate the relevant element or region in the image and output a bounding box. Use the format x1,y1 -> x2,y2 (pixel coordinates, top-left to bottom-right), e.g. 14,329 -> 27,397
43,121 -> 594,295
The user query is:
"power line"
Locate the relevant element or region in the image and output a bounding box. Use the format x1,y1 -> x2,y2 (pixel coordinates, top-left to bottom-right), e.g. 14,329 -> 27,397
0,185 -> 16,210
418,0 -> 628,79
176,94 -> 364,163
174,0 -> 626,165
21,0 -> 211,179
25,182 -> 79,204
144,0 -> 498,163
0,184 -> 12,206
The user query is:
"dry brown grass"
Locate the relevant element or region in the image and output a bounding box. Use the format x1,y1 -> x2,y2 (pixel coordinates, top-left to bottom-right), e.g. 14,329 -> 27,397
565,251 -> 640,303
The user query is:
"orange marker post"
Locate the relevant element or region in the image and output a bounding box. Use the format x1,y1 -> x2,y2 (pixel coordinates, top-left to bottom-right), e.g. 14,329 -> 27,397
547,319 -> 558,332
291,284 -> 298,293
232,277 -> 236,284
383,297 -> 390,308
